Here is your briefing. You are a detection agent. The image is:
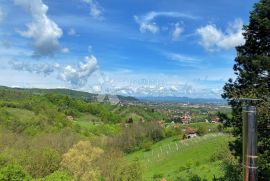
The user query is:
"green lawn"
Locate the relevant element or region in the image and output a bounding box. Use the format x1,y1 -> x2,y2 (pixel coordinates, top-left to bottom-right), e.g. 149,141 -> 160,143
125,133 -> 232,181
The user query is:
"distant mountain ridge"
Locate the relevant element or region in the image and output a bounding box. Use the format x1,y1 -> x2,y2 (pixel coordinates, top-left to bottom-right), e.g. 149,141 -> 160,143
138,96 -> 227,105
0,86 -> 226,105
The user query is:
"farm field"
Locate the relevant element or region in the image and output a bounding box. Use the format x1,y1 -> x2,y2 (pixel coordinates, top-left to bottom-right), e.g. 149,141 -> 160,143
126,133 -> 232,181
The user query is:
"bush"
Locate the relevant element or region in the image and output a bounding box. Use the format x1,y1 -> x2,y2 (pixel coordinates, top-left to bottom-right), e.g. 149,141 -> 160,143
197,126 -> 208,136
153,173 -> 164,180
20,148 -> 61,178
118,161 -> 143,181
142,139 -> 152,151
0,164 -> 31,181
189,174 -> 206,181
61,141 -> 103,181
165,127 -> 183,138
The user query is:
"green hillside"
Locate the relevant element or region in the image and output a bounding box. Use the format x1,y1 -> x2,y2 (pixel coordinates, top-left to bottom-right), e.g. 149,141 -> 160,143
0,86 -> 138,103
0,86 -> 234,181
126,133 -> 232,181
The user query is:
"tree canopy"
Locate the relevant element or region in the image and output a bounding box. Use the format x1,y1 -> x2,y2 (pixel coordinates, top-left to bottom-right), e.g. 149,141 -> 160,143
223,0 -> 270,180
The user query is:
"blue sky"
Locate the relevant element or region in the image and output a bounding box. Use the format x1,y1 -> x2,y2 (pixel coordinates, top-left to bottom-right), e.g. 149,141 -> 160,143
0,0 -> 258,98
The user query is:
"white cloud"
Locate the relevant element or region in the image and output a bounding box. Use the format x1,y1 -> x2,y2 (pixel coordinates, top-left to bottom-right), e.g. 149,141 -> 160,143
82,0 -> 103,18
8,55 -> 98,87
134,16 -> 159,34
134,11 -> 196,34
61,55 -> 98,87
9,59 -> 60,76
6,57 -> 227,98
197,19 -> 245,51
171,23 -> 183,41
165,52 -> 199,63
15,0 -> 64,57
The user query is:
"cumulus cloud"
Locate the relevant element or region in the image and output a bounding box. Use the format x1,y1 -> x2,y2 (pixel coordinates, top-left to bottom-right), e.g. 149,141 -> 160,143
9,60 -> 60,76
61,55 -> 98,87
15,0 -> 64,57
171,23 -> 183,41
134,11 -> 196,34
197,19 -> 244,51
9,55 -> 99,87
82,0 -> 103,18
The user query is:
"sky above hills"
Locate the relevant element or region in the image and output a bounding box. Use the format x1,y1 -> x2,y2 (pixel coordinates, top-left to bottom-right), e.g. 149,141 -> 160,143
0,0 -> 258,98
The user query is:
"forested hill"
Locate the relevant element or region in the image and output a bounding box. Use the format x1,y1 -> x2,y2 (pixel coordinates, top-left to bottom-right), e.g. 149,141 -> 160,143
0,86 -> 138,103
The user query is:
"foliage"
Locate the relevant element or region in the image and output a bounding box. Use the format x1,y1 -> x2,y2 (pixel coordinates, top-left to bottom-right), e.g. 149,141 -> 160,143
37,171 -> 72,181
0,164 -> 31,181
110,121 -> 165,153
197,126 -> 208,136
20,148 -> 61,178
222,0 -> 270,179
116,161 -> 143,181
61,141 -> 103,181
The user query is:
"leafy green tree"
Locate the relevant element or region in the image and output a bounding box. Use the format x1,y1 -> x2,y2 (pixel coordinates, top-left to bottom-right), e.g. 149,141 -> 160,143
222,0 -> 270,180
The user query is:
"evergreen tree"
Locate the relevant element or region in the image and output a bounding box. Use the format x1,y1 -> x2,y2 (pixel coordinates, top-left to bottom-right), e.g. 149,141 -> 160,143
223,0 -> 270,180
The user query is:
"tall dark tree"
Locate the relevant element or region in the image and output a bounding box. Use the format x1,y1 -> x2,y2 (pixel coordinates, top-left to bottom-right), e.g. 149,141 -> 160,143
223,0 -> 270,180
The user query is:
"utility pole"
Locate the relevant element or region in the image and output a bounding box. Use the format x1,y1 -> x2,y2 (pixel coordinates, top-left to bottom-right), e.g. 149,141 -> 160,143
240,98 -> 260,181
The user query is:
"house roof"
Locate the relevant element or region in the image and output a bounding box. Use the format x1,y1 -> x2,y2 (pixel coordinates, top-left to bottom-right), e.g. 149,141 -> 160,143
185,127 -> 197,134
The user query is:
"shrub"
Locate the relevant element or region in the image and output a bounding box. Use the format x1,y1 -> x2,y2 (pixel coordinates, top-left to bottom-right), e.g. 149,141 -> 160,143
0,164 -> 31,181
142,139 -> 152,151
61,141 -> 103,181
20,148 -> 61,178
118,161 -> 143,181
197,126 -> 208,136
153,173 -> 164,180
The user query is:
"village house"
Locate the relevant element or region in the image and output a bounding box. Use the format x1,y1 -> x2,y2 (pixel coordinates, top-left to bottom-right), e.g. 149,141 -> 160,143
211,116 -> 220,123
185,127 -> 198,139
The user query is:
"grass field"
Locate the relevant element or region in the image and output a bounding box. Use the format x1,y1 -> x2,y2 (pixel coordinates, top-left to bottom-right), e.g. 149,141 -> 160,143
126,133 -> 232,181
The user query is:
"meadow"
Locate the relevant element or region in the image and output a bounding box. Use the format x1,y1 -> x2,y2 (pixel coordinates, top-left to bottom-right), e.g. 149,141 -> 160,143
126,133 -> 232,181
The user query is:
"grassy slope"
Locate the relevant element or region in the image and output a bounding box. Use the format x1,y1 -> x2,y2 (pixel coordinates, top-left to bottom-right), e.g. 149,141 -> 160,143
126,133 -> 231,181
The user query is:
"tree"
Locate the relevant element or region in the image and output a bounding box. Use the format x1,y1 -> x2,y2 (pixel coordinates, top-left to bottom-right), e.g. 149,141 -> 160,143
61,141 -> 103,181
222,0 -> 270,180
